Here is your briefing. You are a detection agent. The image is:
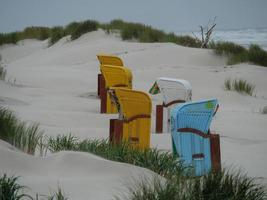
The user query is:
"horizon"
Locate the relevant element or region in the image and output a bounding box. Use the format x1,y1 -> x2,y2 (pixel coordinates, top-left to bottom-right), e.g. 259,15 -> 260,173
1,0 -> 267,34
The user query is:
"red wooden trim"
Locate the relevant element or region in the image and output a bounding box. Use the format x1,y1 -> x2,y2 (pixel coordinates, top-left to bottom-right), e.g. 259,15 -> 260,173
100,87 -> 107,113
213,104 -> 219,117
177,128 -> 210,138
97,74 -> 101,97
156,104 -> 163,133
129,137 -> 139,142
123,114 -> 151,123
210,133 -> 221,172
112,84 -> 128,87
192,153 -> 204,159
109,119 -> 123,144
163,100 -> 185,107
98,74 -> 105,98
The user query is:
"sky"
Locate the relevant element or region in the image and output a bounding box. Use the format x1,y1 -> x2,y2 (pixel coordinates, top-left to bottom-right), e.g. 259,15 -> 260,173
0,0 -> 267,33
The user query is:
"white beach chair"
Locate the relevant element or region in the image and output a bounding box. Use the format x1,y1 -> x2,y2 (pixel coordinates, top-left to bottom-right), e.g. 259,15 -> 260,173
155,77 -> 192,133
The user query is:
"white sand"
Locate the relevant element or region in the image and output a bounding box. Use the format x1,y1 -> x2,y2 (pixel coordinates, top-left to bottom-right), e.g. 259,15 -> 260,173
0,29 -> 267,198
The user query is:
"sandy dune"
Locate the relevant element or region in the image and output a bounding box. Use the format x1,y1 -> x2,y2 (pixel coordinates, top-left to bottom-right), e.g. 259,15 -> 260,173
0,29 -> 267,198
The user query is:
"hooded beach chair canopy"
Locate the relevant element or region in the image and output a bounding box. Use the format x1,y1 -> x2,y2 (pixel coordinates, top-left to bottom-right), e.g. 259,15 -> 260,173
97,54 -> 124,66
100,65 -> 132,89
156,77 -> 192,106
112,88 -> 151,121
171,99 -> 219,176
109,88 -> 152,149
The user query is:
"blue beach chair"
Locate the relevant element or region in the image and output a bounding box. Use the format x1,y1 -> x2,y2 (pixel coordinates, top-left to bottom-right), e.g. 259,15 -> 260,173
170,99 -> 220,176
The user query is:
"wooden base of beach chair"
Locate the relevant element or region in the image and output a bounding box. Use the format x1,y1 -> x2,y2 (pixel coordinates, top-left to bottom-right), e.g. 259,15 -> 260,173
156,104 -> 163,133
100,79 -> 107,113
109,119 -> 123,144
98,74 -> 105,98
155,100 -> 185,134
210,133 -> 221,172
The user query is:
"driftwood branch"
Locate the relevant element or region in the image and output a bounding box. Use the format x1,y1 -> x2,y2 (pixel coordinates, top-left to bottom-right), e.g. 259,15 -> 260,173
198,17 -> 217,48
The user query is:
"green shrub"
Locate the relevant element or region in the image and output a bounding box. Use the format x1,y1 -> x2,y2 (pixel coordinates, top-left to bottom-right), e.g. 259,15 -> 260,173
0,107 -> 43,154
49,26 -> 65,46
71,20 -> 99,40
0,174 -> 32,200
224,78 -> 255,96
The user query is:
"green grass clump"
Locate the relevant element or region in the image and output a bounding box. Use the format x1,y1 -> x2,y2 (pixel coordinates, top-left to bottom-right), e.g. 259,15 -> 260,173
262,106 -> 267,114
47,134 -> 78,152
19,27 -> 50,41
0,64 -> 6,81
70,20 -> 99,40
103,19 -> 201,47
211,41 -> 267,66
64,22 -> 80,36
1,19 -> 266,66
118,170 -> 267,200
0,107 -> 43,154
49,26 -> 65,46
0,32 -> 19,45
47,135 -> 184,178
0,27 -> 50,46
210,41 -> 247,55
224,78 -> 255,96
0,174 -> 32,200
46,186 -> 68,200
248,44 -> 267,67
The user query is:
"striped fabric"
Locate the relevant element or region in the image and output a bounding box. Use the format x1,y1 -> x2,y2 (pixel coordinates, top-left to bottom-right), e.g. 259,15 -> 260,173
149,81 -> 160,94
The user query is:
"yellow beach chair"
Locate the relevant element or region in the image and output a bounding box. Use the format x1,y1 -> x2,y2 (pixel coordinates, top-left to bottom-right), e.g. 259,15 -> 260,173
100,65 -> 132,113
109,88 -> 152,150
97,54 -> 124,66
96,54 -> 124,98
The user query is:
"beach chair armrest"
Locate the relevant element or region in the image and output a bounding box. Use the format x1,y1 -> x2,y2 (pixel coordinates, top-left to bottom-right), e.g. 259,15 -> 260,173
123,114 -> 151,123
177,128 -> 210,138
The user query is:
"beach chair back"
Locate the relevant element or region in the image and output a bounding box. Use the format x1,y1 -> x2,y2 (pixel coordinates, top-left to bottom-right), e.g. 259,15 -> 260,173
110,88 -> 151,149
155,77 -> 192,133
100,65 -> 132,89
171,99 -> 218,176
97,54 -> 124,66
157,77 -> 192,106
100,65 -> 132,113
96,54 -> 124,98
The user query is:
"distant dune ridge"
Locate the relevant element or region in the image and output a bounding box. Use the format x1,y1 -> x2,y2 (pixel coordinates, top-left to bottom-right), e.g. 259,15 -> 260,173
0,29 -> 267,199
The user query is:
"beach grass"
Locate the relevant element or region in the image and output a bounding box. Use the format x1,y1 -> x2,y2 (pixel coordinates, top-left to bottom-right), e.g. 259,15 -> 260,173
0,174 -> 33,200
0,107 -> 43,154
224,78 -> 255,96
102,19 -> 201,47
49,26 -> 65,46
47,135 -> 184,178
46,186 -> 68,200
1,19 -> 267,67
261,106 -> 267,114
70,20 -> 99,40
211,41 -> 267,67
0,64 -> 6,81
117,169 -> 267,200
